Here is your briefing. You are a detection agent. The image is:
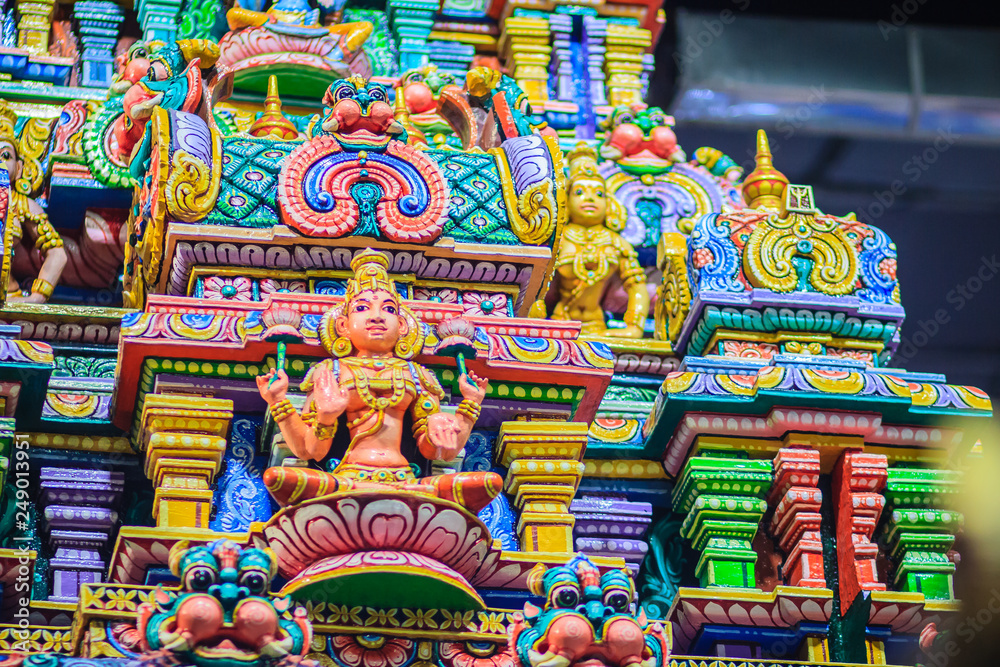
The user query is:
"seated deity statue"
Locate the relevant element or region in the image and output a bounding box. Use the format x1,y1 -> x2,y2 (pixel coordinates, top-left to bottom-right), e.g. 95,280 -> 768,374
256,249 -> 502,513
0,102 -> 67,303
551,143 -> 649,338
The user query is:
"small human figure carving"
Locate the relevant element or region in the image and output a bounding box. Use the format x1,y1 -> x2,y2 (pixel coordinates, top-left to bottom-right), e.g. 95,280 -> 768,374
0,102 -> 67,303
256,249 -> 501,513
551,143 -> 649,338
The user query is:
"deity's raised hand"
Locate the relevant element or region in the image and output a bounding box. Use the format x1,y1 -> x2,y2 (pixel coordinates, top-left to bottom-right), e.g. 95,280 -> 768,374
257,368 -> 289,404
458,370 -> 489,404
427,412 -> 462,461
312,363 -> 349,424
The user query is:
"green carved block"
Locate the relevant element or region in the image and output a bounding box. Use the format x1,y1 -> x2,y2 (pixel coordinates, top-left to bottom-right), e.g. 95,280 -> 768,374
679,497 -> 768,544
882,466 -> 964,601
898,570 -> 955,601
672,452 -> 771,590
697,545 -> 758,588
885,467 -> 962,507
671,454 -> 772,514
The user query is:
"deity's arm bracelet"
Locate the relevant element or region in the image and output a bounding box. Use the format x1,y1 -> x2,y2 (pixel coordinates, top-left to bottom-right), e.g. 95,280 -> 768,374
31,278 -> 54,300
271,398 -> 296,423
313,421 -> 337,440
455,399 -> 482,422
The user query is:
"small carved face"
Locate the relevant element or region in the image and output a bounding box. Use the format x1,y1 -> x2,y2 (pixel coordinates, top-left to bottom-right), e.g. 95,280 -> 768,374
568,177 -> 607,227
0,140 -> 20,182
338,289 -> 406,354
401,65 -> 459,111
601,104 -> 679,167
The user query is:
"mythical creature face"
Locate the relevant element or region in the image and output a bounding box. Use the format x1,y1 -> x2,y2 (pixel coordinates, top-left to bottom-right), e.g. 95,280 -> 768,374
111,39 -> 219,166
599,105 -> 685,175
401,65 -> 461,112
111,40 -> 162,96
335,288 -> 407,356
321,76 -> 405,150
136,539 -> 312,667
510,556 -> 669,667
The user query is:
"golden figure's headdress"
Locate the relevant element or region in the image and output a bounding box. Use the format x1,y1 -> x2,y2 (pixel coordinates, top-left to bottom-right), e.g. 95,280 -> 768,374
0,101 -> 18,146
565,142 -> 627,232
345,249 -> 396,304
317,249 -> 425,360
566,142 -> 603,187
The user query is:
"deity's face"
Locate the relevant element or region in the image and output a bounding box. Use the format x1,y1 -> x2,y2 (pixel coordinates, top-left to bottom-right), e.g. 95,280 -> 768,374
337,289 -> 406,355
568,177 -> 607,227
0,140 -> 20,183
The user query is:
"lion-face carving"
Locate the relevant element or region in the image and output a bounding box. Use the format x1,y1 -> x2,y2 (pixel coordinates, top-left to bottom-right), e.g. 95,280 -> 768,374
509,556 -> 670,667
136,539 -> 312,667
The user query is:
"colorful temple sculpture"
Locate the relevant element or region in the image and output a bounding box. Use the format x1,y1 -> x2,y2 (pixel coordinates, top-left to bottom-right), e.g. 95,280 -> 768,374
0,4 -> 988,667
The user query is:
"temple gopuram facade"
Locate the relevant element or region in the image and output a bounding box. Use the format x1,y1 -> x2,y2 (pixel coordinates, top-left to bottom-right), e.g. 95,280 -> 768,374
0,2 -> 987,667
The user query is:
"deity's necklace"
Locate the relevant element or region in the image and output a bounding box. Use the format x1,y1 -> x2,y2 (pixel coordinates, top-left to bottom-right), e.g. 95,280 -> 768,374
340,357 -> 413,449
569,227 -> 611,287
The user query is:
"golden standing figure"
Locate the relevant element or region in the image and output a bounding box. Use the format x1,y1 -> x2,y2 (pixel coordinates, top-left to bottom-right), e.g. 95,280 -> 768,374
0,101 -> 67,303
551,143 -> 649,338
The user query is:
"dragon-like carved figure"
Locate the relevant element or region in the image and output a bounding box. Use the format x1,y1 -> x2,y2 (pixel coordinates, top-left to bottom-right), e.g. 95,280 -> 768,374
600,103 -> 742,182
398,65 -> 468,149
465,67 -> 557,149
111,39 -> 222,177
510,556 -> 670,667
319,74 -> 406,150
136,539 -> 312,667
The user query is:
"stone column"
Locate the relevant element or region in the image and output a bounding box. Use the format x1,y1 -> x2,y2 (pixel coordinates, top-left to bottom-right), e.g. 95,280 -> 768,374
570,493 -> 652,574
136,0 -> 183,44
137,394 -> 232,528
672,450 -> 772,588
882,466 -> 962,600
496,421 -> 587,553
74,0 -> 125,88
499,14 -> 551,104
15,0 -> 55,53
768,447 -> 826,587
832,450 -> 888,604
549,13 -> 573,101
583,15 -> 608,107
388,0 -> 436,71
40,467 -> 124,601
603,24 -> 651,107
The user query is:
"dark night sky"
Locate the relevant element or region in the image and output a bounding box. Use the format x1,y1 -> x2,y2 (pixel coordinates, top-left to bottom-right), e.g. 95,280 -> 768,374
647,2 -> 1000,400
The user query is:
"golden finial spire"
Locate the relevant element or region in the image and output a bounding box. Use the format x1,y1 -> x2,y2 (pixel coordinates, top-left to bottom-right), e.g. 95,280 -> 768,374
249,76 -> 299,140
742,130 -> 789,214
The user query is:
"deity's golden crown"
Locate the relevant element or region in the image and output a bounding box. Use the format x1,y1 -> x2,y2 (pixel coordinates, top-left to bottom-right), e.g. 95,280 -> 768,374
345,250 -> 398,304
566,142 -> 604,187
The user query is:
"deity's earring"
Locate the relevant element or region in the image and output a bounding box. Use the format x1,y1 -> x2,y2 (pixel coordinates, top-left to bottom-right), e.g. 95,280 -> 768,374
331,336 -> 352,357
13,159 -> 30,196
606,195 -> 627,232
